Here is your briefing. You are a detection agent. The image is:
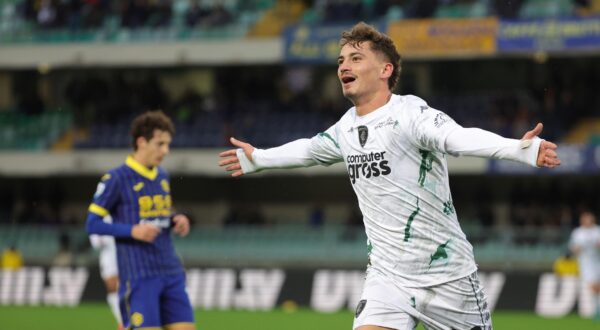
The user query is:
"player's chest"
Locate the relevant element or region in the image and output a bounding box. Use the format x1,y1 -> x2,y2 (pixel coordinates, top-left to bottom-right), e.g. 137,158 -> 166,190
579,231 -> 600,245
122,178 -> 173,212
339,116 -> 400,152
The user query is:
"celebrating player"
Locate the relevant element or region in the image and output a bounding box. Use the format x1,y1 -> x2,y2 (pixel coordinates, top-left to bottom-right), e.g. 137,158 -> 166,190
86,111 -> 195,330
219,22 -> 560,330
569,211 -> 600,320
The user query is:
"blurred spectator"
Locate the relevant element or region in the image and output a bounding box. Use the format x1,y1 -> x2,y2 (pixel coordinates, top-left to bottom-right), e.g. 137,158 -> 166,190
323,0 -> 362,22
308,205 -> 324,228
553,250 -> 579,277
121,0 -> 150,29
186,0 -> 211,27
186,0 -> 232,28
149,0 -> 173,27
405,0 -> 439,18
1,245 -> 24,270
205,2 -> 232,27
65,0 -> 83,30
37,0 -> 57,28
492,0 -> 523,18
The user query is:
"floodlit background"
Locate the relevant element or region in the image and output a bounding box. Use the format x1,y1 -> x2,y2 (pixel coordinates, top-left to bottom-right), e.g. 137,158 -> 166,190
1,0 -> 600,329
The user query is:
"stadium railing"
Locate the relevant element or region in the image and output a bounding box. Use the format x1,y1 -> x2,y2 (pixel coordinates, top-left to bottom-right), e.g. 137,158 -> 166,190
0,223 -> 569,270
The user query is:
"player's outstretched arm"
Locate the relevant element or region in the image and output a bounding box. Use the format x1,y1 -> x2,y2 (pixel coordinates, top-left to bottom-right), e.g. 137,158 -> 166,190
521,123 -> 560,168
444,122 -> 561,168
218,137 -> 255,177
219,136 -> 322,177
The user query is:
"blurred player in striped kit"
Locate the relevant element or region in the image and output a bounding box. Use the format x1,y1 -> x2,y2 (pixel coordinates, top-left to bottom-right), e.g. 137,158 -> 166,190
219,22 -> 561,330
86,111 -> 195,330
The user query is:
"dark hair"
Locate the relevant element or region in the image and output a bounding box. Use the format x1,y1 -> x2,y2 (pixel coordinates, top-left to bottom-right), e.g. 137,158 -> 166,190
340,22 -> 402,91
130,110 -> 175,150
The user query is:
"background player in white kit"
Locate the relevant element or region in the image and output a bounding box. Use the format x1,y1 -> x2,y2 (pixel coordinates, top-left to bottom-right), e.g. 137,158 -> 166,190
89,216 -> 123,330
219,22 -> 561,330
569,211 -> 600,320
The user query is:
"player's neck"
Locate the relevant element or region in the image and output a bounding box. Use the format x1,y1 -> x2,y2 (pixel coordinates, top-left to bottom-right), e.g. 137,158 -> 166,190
132,153 -> 153,169
354,90 -> 392,117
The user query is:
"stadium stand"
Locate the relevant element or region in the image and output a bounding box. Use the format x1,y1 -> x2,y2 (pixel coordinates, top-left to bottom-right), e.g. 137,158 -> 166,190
0,0 -> 600,273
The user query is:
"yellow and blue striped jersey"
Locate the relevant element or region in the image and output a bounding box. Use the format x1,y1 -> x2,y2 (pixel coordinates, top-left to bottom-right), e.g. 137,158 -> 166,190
87,156 -> 183,280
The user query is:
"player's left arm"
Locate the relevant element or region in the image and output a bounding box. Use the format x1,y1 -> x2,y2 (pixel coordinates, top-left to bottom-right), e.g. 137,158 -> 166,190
444,123 -> 560,168
405,97 -> 559,168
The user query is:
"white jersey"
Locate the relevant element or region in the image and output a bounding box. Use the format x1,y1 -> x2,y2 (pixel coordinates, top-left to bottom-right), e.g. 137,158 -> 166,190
570,225 -> 600,282
310,94 -> 475,287
245,93 -> 541,288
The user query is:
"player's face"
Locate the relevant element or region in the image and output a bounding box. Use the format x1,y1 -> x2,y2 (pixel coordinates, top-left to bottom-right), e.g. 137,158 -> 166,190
337,41 -> 390,102
137,129 -> 172,167
580,212 -> 596,227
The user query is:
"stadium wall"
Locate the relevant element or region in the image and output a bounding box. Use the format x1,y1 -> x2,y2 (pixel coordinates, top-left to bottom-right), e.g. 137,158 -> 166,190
0,267 -> 595,318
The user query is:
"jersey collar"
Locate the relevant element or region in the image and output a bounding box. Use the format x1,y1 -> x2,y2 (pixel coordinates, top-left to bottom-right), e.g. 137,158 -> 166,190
126,155 -> 158,180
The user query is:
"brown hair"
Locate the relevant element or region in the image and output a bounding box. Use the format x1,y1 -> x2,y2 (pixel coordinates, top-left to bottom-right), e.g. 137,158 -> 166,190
130,110 -> 175,150
340,22 -> 401,91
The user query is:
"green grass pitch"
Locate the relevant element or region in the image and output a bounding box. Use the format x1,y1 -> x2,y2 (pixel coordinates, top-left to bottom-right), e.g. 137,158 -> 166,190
0,304 -> 598,330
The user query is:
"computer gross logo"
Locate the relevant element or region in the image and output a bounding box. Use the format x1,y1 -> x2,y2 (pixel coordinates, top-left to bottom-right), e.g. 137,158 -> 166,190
347,151 -> 391,184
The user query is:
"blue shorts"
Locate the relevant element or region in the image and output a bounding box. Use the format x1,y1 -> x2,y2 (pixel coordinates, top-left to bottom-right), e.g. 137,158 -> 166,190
119,273 -> 195,328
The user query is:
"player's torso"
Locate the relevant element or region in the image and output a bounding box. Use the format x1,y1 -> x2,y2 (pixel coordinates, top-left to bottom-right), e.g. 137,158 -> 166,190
574,227 -> 600,262
114,167 -> 172,227
334,96 -> 475,287
112,165 -> 182,279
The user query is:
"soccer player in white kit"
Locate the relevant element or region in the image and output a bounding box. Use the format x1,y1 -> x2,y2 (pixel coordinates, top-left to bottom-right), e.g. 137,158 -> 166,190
219,22 -> 561,330
89,216 -> 123,330
569,211 -> 600,319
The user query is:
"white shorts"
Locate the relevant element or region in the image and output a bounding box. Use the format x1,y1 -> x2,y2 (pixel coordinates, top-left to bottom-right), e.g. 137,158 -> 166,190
353,269 -> 492,330
98,240 -> 118,280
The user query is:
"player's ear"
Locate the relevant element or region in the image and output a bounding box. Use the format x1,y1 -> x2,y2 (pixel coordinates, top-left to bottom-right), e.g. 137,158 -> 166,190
136,136 -> 147,150
381,63 -> 393,79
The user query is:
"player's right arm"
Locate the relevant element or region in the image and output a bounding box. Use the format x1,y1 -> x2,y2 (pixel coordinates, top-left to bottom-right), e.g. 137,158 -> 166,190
86,172 -> 160,242
219,125 -> 343,177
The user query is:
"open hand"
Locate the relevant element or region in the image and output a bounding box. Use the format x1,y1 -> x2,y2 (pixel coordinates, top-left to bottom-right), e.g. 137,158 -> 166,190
218,137 -> 255,177
522,123 -> 561,168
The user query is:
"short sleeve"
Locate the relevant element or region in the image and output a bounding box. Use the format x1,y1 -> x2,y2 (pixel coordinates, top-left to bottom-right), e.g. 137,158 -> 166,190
88,172 -> 121,217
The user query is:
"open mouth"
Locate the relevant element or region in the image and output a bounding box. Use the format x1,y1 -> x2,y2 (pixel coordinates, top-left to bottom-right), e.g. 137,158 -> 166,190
341,76 -> 356,84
